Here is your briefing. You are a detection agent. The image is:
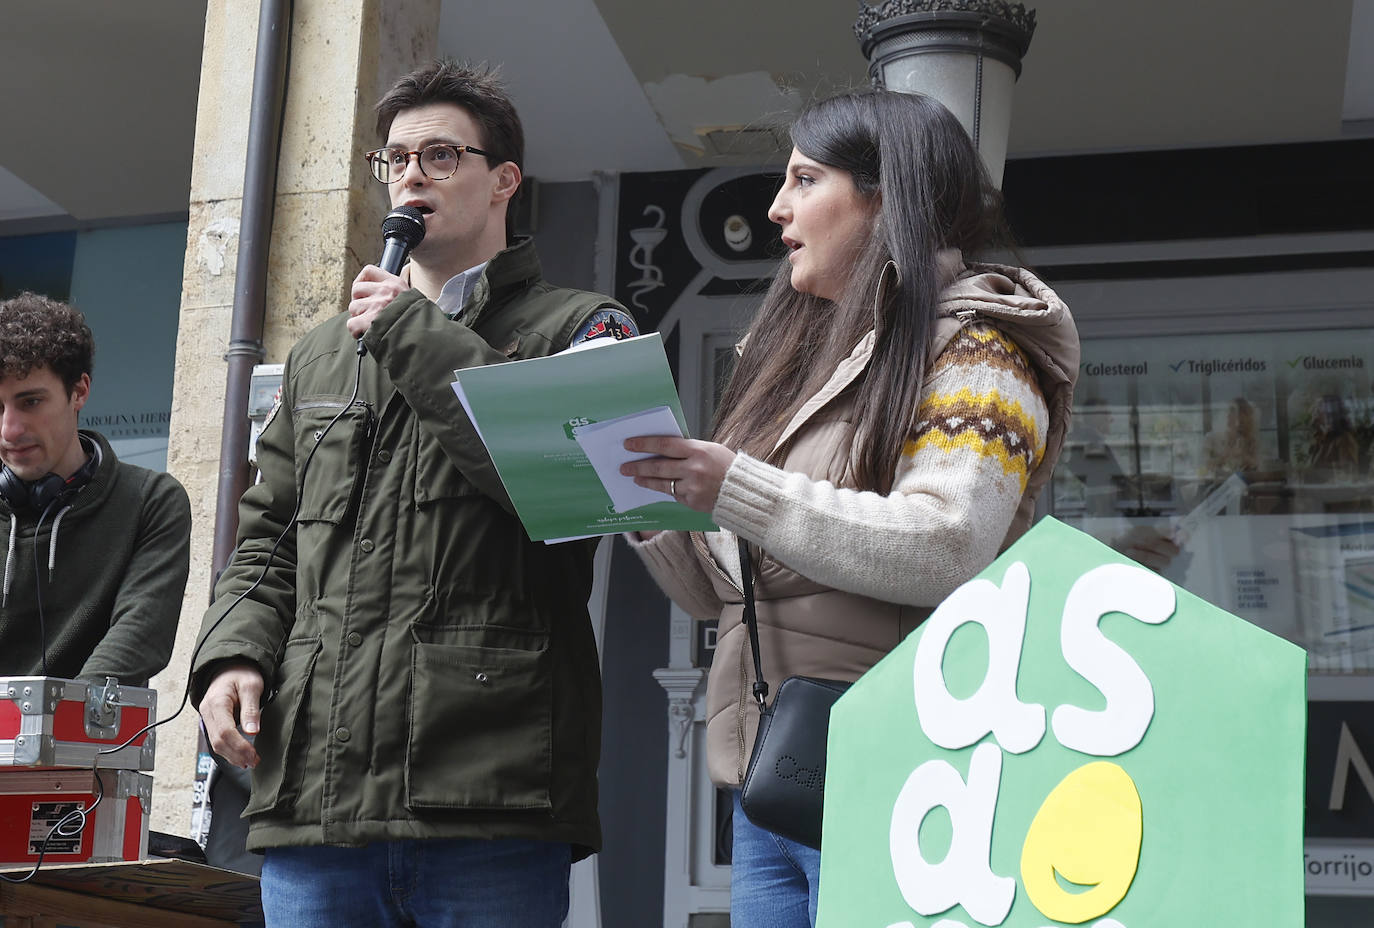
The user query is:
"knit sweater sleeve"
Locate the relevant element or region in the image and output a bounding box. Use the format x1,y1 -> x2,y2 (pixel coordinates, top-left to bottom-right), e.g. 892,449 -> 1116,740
711,323 -> 1048,606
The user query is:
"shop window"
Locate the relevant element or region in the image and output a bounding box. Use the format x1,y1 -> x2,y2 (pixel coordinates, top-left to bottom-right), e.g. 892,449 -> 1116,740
1049,327 -> 1373,673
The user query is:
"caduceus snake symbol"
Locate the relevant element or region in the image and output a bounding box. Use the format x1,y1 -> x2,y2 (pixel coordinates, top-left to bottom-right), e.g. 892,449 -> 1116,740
626,205 -> 667,311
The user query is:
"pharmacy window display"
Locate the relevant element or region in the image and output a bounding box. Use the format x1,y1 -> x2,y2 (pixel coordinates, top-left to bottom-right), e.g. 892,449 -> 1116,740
1050,328 -> 1373,672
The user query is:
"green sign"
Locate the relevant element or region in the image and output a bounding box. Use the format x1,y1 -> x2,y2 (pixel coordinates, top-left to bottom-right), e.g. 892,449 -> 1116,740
818,517 -> 1306,927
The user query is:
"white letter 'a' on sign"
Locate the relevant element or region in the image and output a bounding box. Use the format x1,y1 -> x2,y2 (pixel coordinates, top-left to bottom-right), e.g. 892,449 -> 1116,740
890,743 -> 1015,926
913,561 -> 1045,754
1052,563 -> 1175,757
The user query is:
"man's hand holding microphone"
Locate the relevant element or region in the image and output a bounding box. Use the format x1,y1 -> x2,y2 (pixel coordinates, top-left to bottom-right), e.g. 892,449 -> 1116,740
348,205 -> 426,344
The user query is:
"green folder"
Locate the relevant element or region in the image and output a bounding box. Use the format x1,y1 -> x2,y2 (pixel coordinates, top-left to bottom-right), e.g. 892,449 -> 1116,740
451,333 -> 718,542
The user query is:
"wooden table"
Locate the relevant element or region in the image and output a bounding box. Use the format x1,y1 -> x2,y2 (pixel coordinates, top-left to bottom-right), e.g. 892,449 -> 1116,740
0,858 -> 262,928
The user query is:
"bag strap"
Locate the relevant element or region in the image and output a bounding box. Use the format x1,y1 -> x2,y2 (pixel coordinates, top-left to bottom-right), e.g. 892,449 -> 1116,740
738,537 -> 770,710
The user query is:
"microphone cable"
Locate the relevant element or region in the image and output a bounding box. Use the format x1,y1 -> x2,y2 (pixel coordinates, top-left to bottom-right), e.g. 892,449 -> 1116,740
0,759 -> 105,884
2,496 -> 119,882
12,204 -> 415,875
3,345 -> 370,881
97,344 -> 371,762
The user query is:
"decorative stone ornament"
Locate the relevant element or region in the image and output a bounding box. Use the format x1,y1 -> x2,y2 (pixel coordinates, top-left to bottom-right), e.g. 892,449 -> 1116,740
853,0 -> 1038,187
816,516 -> 1306,927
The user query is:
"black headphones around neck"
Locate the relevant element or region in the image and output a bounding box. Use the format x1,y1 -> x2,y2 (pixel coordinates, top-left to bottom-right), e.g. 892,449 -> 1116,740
0,434 -> 101,515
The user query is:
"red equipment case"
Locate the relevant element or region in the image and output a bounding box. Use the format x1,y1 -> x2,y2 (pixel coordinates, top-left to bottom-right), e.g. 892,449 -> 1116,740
0,676 -> 156,770
0,767 -> 152,868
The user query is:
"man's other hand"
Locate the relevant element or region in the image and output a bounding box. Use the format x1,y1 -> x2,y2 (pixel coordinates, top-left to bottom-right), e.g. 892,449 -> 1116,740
1113,524 -> 1182,573
199,661 -> 265,769
348,265 -> 409,339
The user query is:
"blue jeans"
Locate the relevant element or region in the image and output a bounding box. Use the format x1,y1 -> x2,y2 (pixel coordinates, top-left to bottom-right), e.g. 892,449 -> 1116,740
260,838 -> 571,928
731,791 -> 821,928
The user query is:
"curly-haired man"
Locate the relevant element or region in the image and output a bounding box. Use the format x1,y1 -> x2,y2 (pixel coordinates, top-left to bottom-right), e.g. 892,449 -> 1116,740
0,291 -> 190,686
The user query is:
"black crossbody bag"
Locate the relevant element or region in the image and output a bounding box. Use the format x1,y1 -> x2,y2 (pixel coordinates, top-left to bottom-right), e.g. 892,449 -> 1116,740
736,538 -> 851,850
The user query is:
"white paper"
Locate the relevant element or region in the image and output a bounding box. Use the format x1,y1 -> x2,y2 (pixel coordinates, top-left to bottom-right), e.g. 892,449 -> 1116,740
1172,471 -> 1247,541
573,405 -> 683,513
449,378 -> 486,446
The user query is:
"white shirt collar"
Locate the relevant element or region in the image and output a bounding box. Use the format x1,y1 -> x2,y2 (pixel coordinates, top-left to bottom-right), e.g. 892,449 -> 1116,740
433,261 -> 490,318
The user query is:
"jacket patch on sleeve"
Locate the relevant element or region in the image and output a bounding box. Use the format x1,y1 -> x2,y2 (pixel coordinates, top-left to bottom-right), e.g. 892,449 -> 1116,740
572,309 -> 638,343
261,386 -> 284,433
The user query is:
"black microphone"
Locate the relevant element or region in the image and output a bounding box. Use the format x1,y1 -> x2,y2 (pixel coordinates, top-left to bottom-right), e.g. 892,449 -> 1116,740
358,206 -> 427,356
379,205 -> 426,274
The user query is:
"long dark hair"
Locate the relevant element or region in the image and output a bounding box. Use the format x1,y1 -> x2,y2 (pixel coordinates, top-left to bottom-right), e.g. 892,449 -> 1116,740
712,90 -> 1014,492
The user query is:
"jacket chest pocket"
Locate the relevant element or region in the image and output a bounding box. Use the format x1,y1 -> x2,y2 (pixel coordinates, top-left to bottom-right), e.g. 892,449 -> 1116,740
292,399 -> 373,523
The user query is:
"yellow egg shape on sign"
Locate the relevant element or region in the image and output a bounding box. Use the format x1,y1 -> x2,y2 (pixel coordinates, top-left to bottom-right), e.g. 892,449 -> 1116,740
1020,761 -> 1143,924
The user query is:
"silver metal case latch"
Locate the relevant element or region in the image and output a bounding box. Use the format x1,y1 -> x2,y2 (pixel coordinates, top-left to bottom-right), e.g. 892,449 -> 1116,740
85,676 -> 122,739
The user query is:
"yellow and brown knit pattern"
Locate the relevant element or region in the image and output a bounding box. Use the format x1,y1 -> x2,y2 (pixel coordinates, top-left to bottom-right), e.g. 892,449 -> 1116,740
904,322 -> 1047,493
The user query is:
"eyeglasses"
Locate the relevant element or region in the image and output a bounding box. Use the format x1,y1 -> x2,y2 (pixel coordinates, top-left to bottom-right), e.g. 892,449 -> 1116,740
364,143 -> 491,184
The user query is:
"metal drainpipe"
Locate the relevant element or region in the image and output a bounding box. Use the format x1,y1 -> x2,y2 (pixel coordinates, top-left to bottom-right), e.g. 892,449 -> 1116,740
211,0 -> 291,578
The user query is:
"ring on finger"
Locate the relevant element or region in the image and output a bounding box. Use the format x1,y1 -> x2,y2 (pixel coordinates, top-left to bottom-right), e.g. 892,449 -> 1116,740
670,478 -> 678,498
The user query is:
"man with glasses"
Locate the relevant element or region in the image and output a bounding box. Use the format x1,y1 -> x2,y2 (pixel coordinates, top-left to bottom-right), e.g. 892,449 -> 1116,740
192,61 -> 635,927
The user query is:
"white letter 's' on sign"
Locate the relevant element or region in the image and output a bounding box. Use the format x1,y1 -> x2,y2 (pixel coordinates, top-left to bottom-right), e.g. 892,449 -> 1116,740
1051,563 -> 1175,756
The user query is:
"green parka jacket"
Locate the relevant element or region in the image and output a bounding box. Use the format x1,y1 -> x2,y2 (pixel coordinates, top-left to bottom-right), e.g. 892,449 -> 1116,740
192,239 -> 627,858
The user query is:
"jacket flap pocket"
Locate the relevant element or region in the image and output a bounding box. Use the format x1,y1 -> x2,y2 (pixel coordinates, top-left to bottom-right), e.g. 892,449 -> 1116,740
412,432 -> 482,506
244,635 -> 323,815
406,640 -> 552,811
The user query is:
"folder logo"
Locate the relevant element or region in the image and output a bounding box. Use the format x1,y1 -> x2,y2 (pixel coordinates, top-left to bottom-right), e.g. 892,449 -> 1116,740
563,416 -> 596,441
816,518 -> 1306,928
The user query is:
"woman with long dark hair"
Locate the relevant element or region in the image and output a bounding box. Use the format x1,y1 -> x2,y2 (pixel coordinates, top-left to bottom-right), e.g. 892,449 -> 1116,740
623,89 -> 1079,927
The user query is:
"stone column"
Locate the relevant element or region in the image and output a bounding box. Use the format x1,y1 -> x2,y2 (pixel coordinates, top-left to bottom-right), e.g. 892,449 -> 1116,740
157,0 -> 439,835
